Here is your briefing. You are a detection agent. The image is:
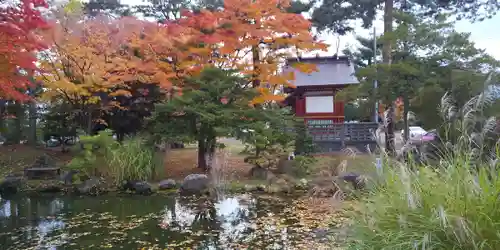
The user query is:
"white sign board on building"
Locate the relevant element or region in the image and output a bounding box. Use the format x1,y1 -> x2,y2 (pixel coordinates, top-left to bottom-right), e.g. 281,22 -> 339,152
305,96 -> 334,113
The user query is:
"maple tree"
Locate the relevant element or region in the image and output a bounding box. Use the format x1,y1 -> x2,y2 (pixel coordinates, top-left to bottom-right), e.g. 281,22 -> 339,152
129,0 -> 327,103
212,0 -> 327,103
38,2 -> 149,132
0,0 -> 49,101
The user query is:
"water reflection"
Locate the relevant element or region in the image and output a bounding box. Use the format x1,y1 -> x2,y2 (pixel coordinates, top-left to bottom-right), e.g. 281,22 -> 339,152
0,200 -> 11,218
0,194 -> 311,249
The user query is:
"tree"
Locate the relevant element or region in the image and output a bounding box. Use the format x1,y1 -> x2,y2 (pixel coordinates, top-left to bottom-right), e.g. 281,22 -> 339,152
339,12 -> 498,132
148,68 -> 258,170
0,0 -> 49,101
311,0 -> 500,35
312,0 -> 500,153
128,0 -> 327,104
134,0 -> 192,21
343,35 -> 382,70
180,0 -> 327,103
83,0 -> 132,17
149,67 -> 296,170
38,3 -> 146,134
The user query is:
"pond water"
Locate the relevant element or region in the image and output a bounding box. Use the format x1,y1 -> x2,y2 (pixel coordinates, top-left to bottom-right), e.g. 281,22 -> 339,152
0,193 -> 330,249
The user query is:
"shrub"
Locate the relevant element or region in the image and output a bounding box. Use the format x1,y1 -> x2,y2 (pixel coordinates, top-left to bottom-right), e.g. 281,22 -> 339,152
348,153 -> 500,249
107,136 -> 158,185
67,130 -> 160,184
291,155 -> 317,176
67,130 -> 117,176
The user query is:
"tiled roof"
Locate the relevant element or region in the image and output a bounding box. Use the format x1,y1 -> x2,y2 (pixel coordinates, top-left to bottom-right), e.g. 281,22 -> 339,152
283,56 -> 359,87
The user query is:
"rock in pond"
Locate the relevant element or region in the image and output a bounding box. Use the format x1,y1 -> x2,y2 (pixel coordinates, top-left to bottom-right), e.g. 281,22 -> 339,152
180,174 -> 209,195
76,177 -> 106,196
0,175 -> 24,196
122,180 -> 153,195
158,179 -> 176,190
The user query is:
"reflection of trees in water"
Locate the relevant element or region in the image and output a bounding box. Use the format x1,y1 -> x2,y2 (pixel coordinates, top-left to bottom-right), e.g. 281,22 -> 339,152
1,194 -> 299,249
215,196 -> 255,246
0,197 -> 67,249
159,195 -> 258,248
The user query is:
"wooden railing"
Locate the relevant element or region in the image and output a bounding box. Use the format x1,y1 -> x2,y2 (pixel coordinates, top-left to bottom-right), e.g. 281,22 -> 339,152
307,122 -> 378,142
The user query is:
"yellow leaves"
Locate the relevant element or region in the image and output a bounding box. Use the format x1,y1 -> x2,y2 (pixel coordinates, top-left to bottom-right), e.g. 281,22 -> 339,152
251,87 -> 286,104
63,0 -> 83,14
292,62 -> 318,74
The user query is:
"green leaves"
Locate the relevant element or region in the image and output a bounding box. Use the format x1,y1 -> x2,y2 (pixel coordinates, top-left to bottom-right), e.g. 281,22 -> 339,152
346,11 -> 499,128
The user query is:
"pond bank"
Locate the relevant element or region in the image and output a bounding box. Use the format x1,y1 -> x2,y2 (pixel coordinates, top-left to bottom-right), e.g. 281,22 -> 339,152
0,172 -> 312,198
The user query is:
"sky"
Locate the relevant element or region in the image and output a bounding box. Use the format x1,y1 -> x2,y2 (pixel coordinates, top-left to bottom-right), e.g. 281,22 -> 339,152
318,13 -> 500,59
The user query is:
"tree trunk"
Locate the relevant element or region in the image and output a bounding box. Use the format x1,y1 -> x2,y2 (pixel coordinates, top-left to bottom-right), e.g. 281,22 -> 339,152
28,101 -> 37,146
13,102 -> 24,144
382,0 -> 393,65
403,93 -> 410,143
251,45 -> 260,88
86,110 -> 93,135
197,138 -> 208,170
383,0 -> 395,154
0,100 -> 5,137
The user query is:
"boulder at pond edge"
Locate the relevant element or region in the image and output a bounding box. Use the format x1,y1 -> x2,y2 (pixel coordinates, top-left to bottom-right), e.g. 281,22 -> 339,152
0,175 -> 25,196
159,179 -> 176,190
122,180 -> 154,195
180,174 -> 209,195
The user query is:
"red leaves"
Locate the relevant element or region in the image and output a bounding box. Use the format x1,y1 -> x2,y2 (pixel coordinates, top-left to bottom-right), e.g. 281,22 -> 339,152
0,0 -> 49,101
221,97 -> 228,104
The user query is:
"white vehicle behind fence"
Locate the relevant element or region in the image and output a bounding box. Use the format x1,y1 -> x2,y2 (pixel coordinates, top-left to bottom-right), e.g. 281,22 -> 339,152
401,126 -> 428,144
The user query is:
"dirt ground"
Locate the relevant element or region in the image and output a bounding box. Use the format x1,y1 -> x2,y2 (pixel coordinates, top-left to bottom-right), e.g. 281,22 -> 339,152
161,148 -> 254,181
0,145 -> 74,176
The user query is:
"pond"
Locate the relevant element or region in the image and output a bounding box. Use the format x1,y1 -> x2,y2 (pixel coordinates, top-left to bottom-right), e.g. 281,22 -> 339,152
0,193 -> 332,249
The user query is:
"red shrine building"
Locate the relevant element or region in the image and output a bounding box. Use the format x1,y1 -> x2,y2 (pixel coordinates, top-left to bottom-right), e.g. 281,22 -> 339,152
282,55 -> 378,153
282,55 -> 359,125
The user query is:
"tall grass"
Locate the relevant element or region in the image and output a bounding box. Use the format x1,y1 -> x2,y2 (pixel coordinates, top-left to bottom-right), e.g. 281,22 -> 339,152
349,153 -> 500,249
348,76 -> 500,249
68,130 -> 162,184
107,136 -> 159,185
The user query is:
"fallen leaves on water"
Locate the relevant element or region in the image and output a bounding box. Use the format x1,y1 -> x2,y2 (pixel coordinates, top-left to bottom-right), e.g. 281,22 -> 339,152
0,194 -> 352,249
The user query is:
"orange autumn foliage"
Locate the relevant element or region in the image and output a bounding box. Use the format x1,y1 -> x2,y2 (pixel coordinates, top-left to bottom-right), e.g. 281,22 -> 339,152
180,0 -> 328,103
128,0 -> 327,103
124,19 -> 212,90
38,0 -> 327,107
38,6 -> 146,107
